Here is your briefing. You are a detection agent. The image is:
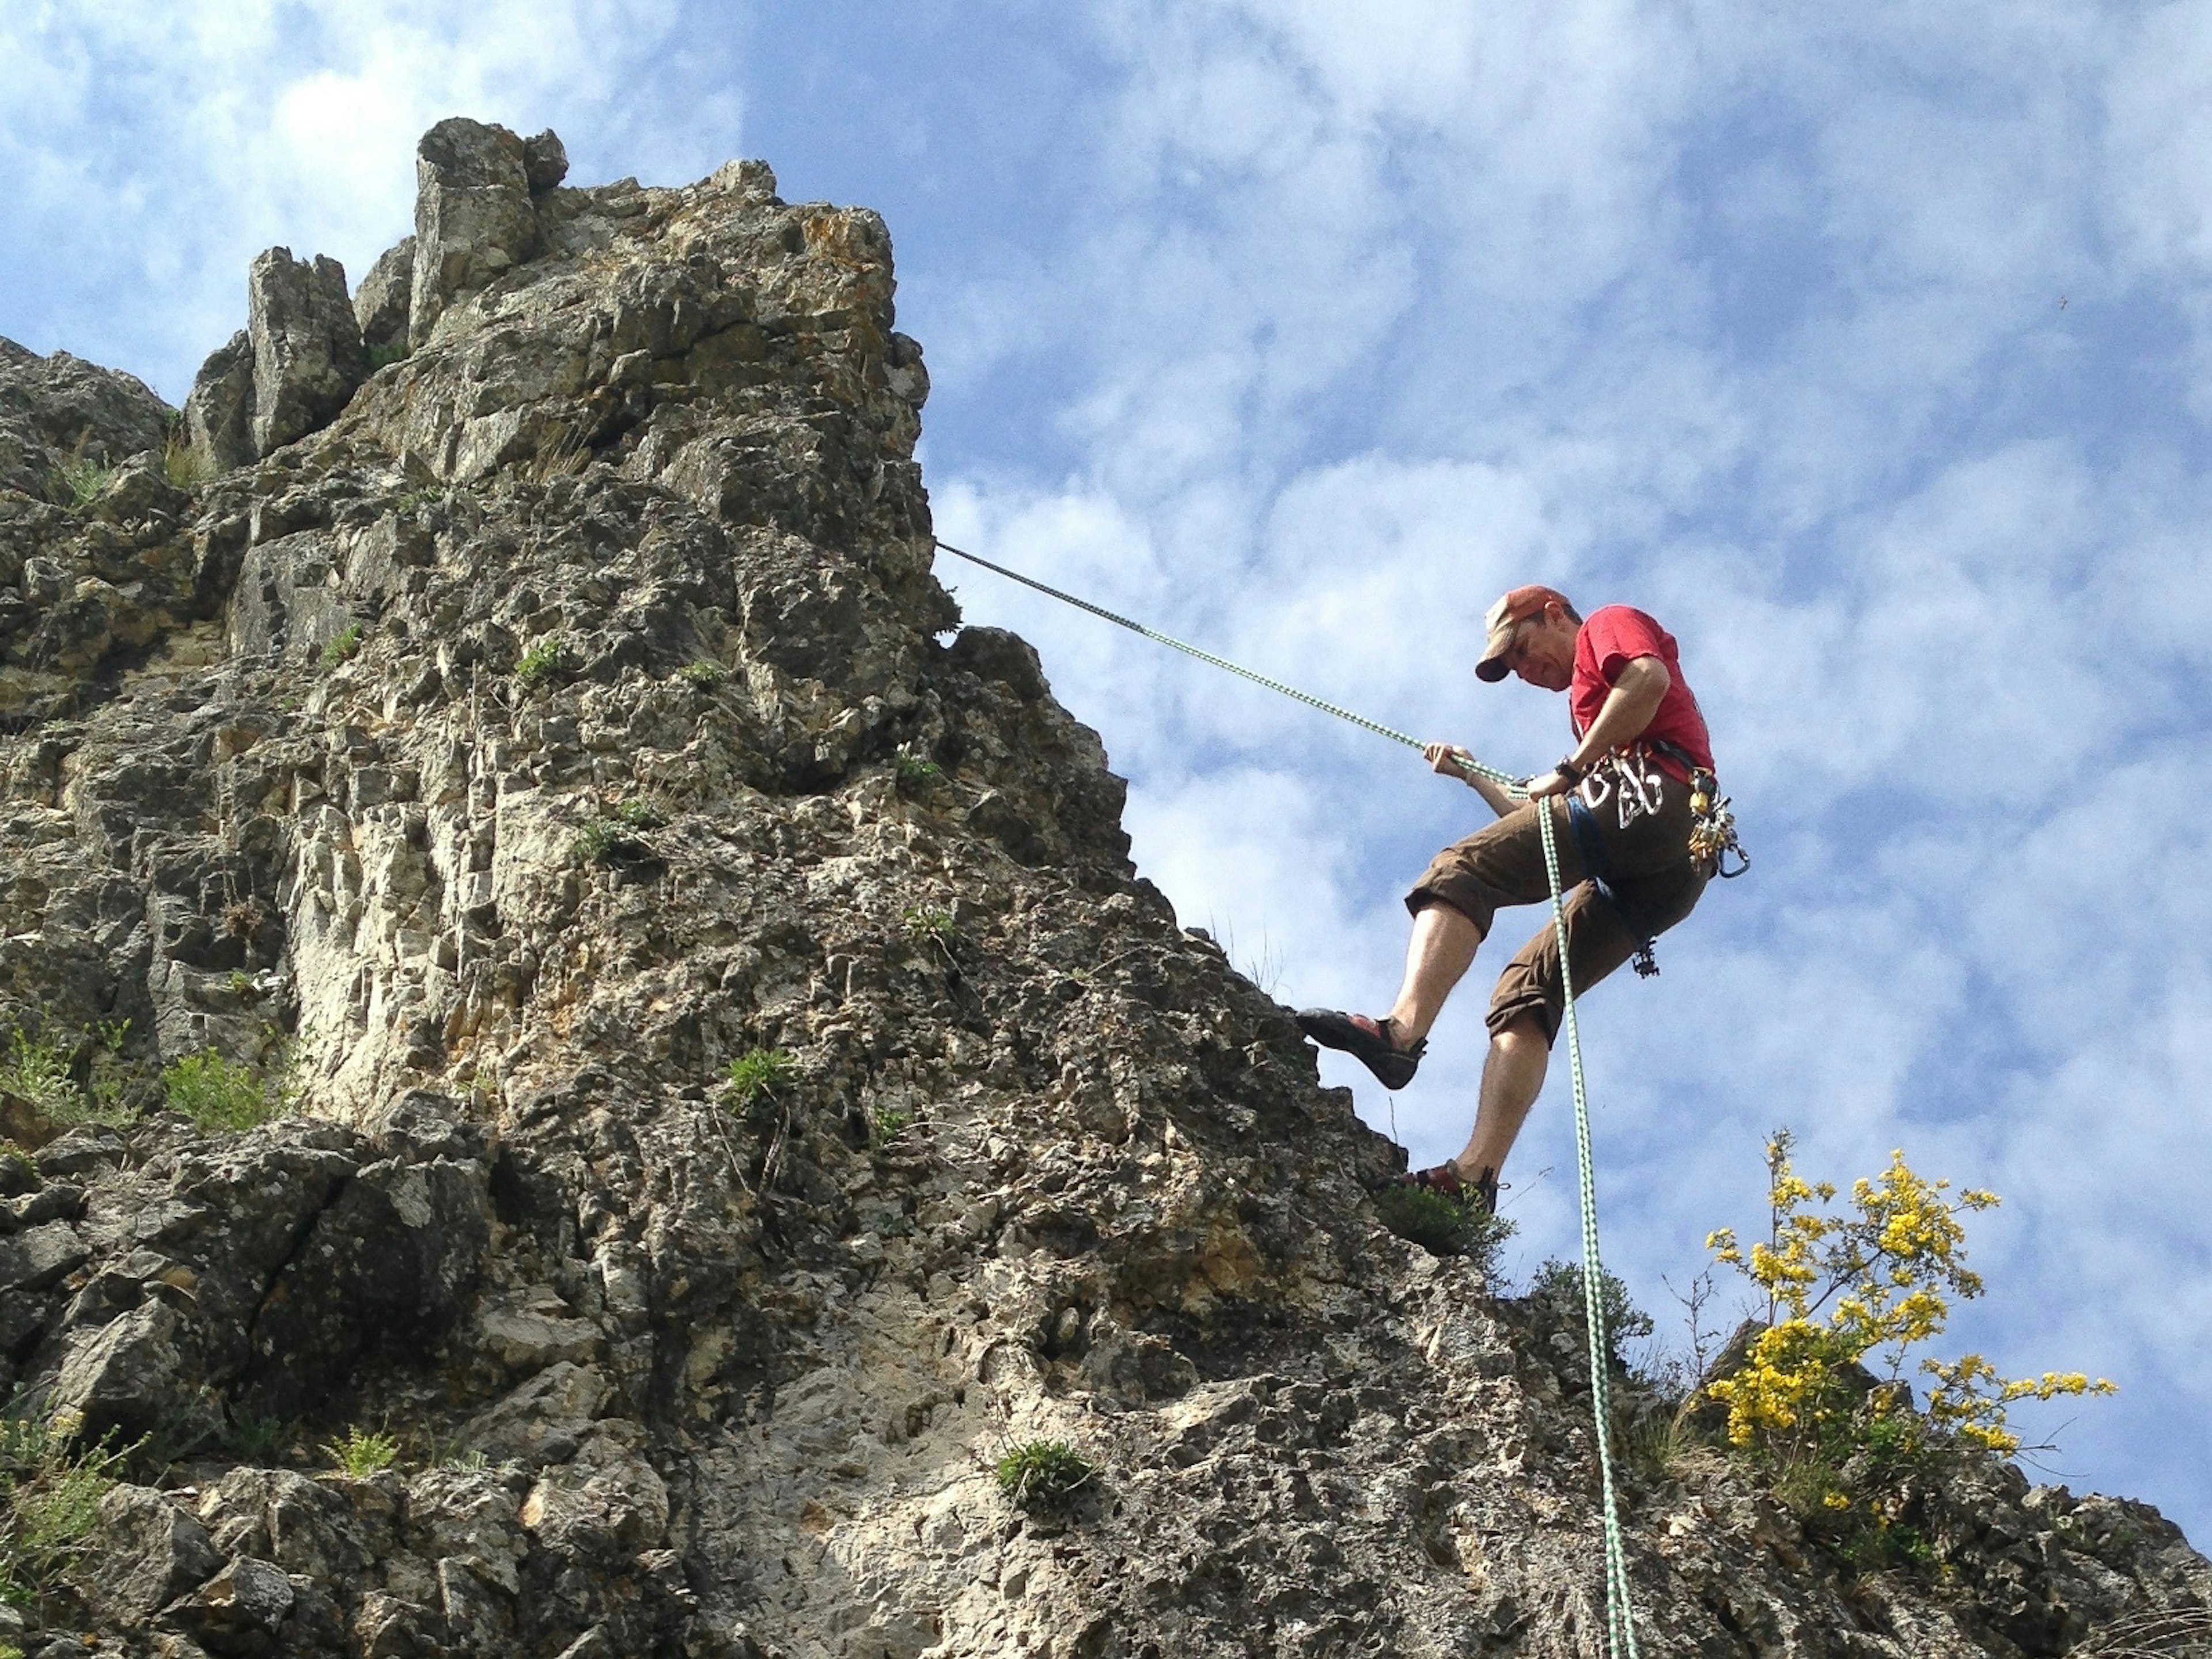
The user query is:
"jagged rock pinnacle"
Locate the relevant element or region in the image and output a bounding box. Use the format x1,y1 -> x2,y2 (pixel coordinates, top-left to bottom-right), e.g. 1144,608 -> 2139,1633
0,119 -> 2202,1657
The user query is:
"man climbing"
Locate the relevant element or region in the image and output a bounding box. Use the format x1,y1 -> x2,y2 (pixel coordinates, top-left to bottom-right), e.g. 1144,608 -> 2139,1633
1297,585 -> 1720,1217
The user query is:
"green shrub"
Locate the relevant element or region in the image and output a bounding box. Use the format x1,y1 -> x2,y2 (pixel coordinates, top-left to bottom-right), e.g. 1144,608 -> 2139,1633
514,635 -> 566,687
365,342 -> 408,372
614,798 -> 665,831
322,1426 -> 399,1478
320,623 -> 364,668
0,1404 -> 128,1605
679,659 -> 726,689
1525,1257 -> 1655,1361
995,1440 -> 1096,1510
902,905 -> 956,946
1375,1183 -> 1516,1268
892,742 -> 941,787
574,820 -> 620,863
161,1049 -> 279,1132
724,1047 -> 795,1114
870,1105 -> 910,1150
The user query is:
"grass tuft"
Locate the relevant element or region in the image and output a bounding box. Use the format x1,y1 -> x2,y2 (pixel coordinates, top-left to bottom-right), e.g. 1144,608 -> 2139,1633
1,1029 -> 134,1131
52,450 -> 113,512
724,1047 -> 796,1115
162,434 -> 214,491
995,1440 -> 1097,1510
320,623 -> 364,669
321,1425 -> 399,1478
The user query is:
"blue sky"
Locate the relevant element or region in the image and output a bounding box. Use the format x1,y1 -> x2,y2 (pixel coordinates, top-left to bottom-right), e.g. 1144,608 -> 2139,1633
6,1 -> 2209,1537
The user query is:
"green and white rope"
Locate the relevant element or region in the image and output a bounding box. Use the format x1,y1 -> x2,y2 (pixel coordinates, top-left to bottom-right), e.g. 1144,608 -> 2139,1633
937,535 -> 1641,1652
1537,801 -> 1642,1658
934,539 -> 1524,788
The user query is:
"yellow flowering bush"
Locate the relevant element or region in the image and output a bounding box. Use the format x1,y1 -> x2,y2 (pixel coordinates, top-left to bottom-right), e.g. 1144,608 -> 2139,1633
1705,1131 -> 2113,1459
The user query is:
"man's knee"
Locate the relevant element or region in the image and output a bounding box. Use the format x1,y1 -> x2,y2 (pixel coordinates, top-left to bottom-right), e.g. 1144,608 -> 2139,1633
1489,1009 -> 1550,1054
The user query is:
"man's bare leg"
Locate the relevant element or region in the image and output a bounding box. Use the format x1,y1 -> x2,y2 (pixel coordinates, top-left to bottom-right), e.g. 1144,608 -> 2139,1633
1452,1012 -> 1550,1180
1384,902 -> 1481,1045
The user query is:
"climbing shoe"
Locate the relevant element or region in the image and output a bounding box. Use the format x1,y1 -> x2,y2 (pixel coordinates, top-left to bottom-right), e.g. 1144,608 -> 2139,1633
1396,1161 -> 1500,1218
1294,1009 -> 1425,1090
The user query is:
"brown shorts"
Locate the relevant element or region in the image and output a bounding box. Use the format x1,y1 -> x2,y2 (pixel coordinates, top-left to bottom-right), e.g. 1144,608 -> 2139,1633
1406,757 -> 1709,1047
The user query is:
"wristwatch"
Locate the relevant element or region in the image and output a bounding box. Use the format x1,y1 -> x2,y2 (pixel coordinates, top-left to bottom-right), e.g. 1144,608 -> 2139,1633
1555,756 -> 1588,785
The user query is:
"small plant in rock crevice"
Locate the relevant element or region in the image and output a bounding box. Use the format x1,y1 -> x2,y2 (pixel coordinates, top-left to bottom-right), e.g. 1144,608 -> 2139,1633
679,658 -> 726,690
1524,1257 -> 1655,1369
366,342 -> 409,372
613,798 -> 665,831
901,905 -> 957,950
995,1440 -> 1097,1512
0,1033 -> 74,1119
892,742 -> 941,789
0,1403 -> 131,1606
162,434 -> 214,491
1,1026 -> 136,1131
723,1047 -> 796,1116
322,1425 -> 400,1478
1374,1184 -> 1516,1272
320,623 -> 365,668
869,1104 -> 910,1150
51,446 -> 113,512
514,635 -> 566,688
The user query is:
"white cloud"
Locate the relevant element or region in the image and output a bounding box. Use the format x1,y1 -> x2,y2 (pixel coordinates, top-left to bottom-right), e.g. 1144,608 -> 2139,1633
931,0 -> 2212,1536
0,0 -> 714,397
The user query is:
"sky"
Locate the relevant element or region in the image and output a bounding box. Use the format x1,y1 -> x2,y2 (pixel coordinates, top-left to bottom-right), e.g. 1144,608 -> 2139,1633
5,1 -> 2208,1539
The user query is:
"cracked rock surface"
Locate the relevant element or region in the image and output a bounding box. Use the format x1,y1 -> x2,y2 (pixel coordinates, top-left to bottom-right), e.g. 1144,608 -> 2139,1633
0,119 -> 2203,1659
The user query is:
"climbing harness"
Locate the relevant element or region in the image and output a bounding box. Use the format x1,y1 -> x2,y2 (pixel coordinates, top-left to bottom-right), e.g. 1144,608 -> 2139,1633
1567,752 -> 1672,978
937,536 -> 1660,1656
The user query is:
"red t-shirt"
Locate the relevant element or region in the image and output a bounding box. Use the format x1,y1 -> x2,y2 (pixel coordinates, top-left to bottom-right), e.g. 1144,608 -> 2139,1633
1570,605 -> 1714,777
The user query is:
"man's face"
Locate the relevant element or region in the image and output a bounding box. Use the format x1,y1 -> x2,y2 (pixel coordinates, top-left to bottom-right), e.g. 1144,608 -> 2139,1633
1499,607 -> 1577,691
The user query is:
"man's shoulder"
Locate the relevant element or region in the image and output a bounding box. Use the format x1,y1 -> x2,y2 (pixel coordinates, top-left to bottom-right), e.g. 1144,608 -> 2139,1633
1580,603 -> 1671,643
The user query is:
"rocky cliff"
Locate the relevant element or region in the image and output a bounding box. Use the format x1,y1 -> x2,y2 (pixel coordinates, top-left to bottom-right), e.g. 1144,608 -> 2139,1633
0,119 -> 2202,1659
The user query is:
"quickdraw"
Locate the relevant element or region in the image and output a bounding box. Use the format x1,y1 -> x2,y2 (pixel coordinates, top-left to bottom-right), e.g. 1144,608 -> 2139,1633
1687,767 -> 1749,878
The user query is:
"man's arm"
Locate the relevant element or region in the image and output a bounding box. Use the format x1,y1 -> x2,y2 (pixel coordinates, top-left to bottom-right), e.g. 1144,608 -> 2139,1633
1525,656 -> 1671,798
1424,743 -> 1520,819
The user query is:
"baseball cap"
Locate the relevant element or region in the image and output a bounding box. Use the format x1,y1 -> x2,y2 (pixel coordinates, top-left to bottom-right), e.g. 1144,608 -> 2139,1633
1474,585 -> 1573,682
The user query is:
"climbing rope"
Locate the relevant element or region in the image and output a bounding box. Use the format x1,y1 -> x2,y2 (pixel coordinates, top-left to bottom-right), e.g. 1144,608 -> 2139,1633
1537,802 -> 1642,1659
933,539 -> 1525,789
936,536 -> 1641,1651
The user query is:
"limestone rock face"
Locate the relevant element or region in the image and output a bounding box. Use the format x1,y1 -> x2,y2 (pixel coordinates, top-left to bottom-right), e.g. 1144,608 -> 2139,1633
184,329 -> 257,470
0,119 -> 2203,1658
352,236 -> 416,355
0,339 -> 170,500
410,118 -> 544,349
248,247 -> 368,457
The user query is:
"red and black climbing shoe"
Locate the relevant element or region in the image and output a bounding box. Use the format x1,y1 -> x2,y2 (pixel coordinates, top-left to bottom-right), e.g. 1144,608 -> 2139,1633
1294,1009 -> 1425,1090
1395,1160 -> 1501,1218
